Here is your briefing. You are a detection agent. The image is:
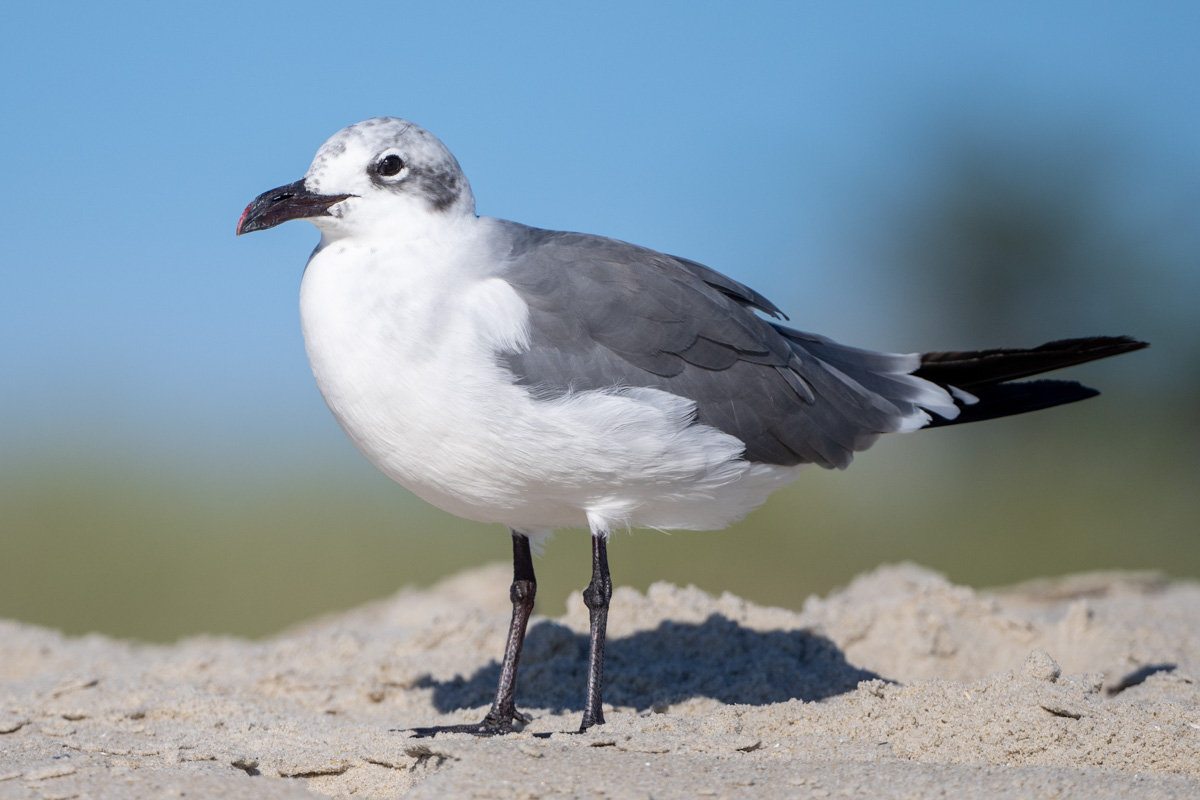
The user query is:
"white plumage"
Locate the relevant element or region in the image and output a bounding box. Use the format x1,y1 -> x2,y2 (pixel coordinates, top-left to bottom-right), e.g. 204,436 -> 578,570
299,208 -> 801,538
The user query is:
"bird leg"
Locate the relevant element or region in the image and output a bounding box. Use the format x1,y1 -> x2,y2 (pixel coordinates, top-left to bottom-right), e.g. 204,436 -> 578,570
409,530 -> 536,737
579,532 -> 612,731
480,531 -> 537,731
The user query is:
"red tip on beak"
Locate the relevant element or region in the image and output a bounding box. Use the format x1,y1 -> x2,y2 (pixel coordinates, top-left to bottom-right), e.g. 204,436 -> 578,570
236,180 -> 355,236
236,203 -> 253,236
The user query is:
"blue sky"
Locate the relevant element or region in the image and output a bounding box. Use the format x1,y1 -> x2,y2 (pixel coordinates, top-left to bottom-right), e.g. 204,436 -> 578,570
3,1 -> 1197,470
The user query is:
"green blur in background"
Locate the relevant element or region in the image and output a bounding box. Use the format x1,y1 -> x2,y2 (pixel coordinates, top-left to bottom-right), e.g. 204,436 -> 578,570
3,410 -> 1197,643
4,131 -> 1197,642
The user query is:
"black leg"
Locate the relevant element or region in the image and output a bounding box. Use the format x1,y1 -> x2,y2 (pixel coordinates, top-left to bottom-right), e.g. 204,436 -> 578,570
409,530 -> 536,737
481,531 -> 537,730
579,533 -> 612,731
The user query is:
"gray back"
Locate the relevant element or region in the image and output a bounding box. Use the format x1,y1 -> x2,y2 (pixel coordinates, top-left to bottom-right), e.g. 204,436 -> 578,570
496,221 -> 934,469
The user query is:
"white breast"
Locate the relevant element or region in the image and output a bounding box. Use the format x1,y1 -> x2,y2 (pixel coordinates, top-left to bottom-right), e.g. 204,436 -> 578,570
298,218 -> 800,537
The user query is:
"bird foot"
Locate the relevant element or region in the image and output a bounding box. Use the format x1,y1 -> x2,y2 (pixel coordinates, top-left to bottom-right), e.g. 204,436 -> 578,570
406,708 -> 531,738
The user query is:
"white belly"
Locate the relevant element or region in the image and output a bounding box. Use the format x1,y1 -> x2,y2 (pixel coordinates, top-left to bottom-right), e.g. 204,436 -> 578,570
298,230 -> 799,536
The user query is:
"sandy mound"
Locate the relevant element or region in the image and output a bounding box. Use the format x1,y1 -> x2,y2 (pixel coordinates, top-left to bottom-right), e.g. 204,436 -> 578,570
2,563 -> 1198,799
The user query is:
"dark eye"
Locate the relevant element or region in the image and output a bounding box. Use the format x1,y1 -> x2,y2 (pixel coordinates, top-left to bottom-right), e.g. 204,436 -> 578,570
377,154 -> 404,177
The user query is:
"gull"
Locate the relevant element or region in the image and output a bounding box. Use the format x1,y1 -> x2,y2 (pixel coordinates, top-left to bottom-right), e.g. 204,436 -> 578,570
237,117 -> 1145,735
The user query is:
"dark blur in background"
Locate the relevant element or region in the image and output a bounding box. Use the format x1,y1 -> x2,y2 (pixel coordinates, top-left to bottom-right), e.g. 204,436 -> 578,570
2,3 -> 1197,641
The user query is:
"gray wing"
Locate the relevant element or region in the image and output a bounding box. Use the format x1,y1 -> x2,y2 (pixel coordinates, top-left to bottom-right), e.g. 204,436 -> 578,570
495,221 -> 943,469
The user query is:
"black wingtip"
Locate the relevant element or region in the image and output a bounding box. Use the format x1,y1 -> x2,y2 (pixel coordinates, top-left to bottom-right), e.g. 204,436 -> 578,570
917,335 -> 1149,389
1042,335 -> 1149,359
924,379 -> 1103,428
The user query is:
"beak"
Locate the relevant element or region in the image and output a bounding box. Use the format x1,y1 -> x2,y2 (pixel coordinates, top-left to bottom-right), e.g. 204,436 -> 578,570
236,180 -> 355,235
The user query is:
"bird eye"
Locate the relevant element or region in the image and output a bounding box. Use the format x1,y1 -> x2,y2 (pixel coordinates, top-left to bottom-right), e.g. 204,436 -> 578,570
376,154 -> 404,177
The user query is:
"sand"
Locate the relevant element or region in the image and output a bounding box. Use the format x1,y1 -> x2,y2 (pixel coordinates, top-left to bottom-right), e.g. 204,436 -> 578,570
2,562 -> 1199,799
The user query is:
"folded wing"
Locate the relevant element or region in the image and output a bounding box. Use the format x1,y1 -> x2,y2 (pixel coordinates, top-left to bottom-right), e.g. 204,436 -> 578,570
496,223 -> 957,469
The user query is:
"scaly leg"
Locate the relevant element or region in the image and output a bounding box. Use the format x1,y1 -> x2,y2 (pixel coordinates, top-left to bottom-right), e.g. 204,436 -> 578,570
410,530 -> 536,737
579,532 -> 612,731
480,531 -> 537,730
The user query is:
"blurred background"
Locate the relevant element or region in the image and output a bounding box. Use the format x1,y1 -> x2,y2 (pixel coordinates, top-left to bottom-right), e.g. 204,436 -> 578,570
2,2 -> 1197,642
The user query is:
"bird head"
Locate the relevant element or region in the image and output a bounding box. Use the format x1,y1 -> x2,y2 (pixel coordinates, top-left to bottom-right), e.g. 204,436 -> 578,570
236,117 -> 476,239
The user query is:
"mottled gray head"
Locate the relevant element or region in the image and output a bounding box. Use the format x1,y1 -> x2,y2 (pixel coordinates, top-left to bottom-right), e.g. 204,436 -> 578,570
237,117 -> 475,238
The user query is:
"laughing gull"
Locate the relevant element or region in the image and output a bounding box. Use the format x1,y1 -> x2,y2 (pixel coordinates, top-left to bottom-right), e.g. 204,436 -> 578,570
237,117 -> 1146,735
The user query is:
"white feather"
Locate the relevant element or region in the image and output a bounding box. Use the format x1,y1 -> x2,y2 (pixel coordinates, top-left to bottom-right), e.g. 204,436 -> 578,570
300,212 -> 800,539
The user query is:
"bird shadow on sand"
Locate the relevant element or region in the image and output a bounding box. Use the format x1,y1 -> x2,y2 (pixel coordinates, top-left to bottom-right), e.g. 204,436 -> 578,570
418,614 -> 881,714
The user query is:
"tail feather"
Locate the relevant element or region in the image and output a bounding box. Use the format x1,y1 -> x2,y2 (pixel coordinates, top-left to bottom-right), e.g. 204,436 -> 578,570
914,335 -> 1147,427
